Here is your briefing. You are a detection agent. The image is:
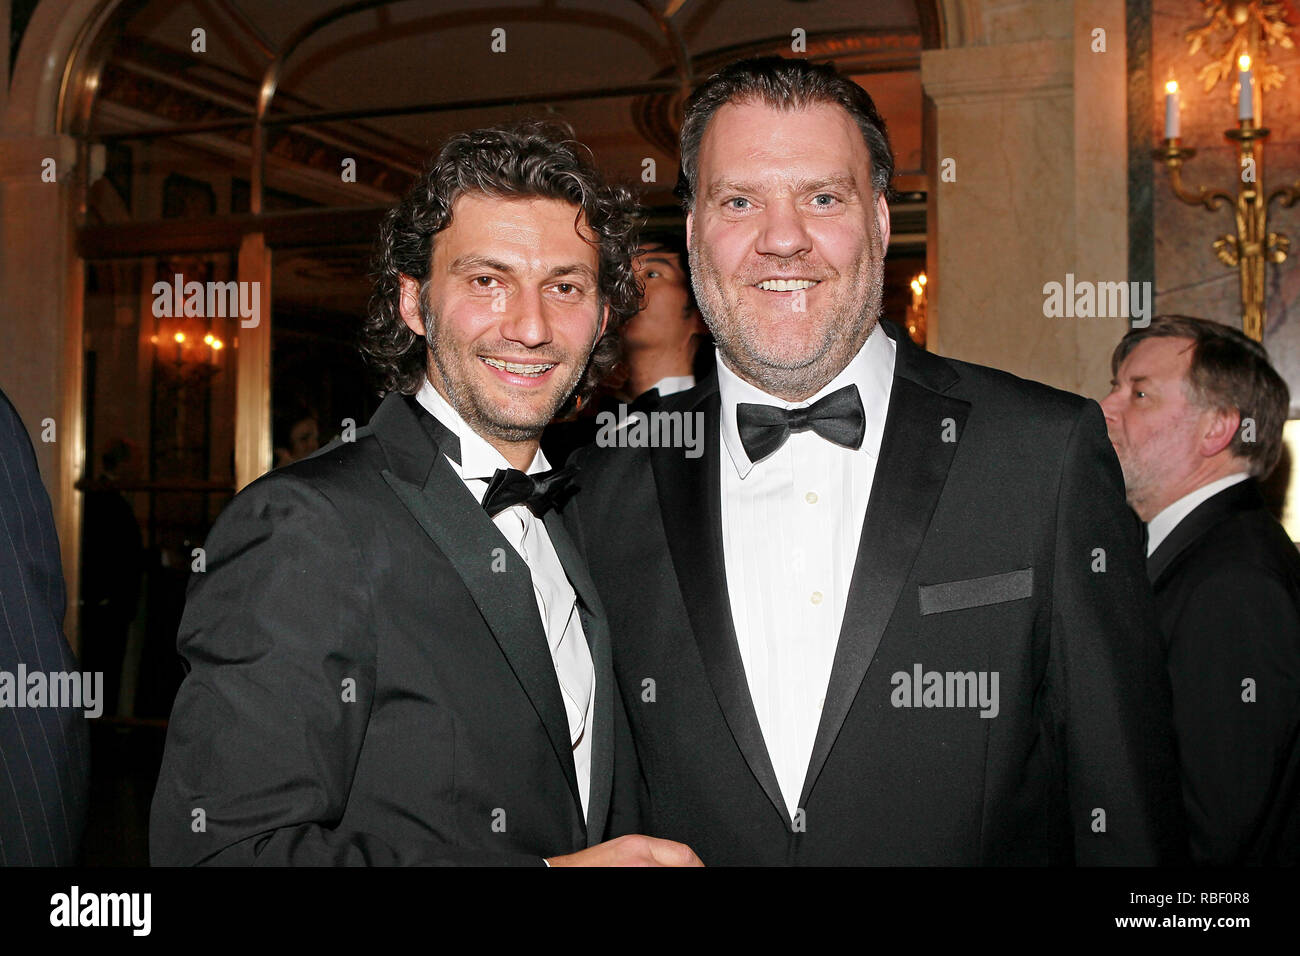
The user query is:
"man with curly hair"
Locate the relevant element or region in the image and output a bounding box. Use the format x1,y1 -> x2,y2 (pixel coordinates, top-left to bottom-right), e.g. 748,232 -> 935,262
151,122 -> 699,867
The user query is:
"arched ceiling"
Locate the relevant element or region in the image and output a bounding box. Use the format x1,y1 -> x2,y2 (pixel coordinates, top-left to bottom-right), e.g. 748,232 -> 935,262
84,0 -> 927,209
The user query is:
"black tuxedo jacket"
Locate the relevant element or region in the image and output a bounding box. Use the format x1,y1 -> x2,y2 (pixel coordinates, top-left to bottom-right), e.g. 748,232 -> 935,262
562,320 -> 1187,865
1148,478 -> 1300,866
150,392 -> 622,865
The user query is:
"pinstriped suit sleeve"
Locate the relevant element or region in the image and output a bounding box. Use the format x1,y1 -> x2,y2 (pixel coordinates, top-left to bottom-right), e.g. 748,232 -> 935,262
0,389 -> 91,865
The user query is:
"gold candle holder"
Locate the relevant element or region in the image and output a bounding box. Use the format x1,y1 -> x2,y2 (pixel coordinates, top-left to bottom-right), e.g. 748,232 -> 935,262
1153,117 -> 1300,341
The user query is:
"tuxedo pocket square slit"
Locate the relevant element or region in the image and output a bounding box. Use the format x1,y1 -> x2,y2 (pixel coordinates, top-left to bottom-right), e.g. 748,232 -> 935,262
918,568 -> 1035,615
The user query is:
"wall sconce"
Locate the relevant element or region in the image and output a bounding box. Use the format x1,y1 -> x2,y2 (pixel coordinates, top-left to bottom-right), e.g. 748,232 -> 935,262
1152,0 -> 1299,341
150,325 -> 225,369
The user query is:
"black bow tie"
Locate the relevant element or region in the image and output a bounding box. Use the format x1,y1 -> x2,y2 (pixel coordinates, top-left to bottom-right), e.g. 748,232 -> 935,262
405,396 -> 576,517
481,466 -> 577,518
736,383 -> 866,462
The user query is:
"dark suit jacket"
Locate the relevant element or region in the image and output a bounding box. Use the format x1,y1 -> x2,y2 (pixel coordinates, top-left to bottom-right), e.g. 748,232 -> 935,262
562,319 -> 1187,865
1148,477 -> 1300,866
150,392 -> 622,865
0,388 -> 89,865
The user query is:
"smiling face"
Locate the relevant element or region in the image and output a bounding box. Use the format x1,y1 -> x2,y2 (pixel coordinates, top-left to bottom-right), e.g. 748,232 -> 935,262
399,193 -> 608,452
686,99 -> 890,400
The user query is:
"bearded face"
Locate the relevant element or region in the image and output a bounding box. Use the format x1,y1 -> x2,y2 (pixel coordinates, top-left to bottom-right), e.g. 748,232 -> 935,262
686,100 -> 890,400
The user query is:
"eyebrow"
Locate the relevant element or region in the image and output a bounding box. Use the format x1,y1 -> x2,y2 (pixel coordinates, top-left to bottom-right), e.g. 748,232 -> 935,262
549,263 -> 598,283
638,255 -> 680,269
447,255 -> 597,283
448,255 -> 513,275
705,174 -> 863,200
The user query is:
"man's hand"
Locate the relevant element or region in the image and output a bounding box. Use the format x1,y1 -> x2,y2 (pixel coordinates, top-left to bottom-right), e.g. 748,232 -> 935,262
546,834 -> 703,867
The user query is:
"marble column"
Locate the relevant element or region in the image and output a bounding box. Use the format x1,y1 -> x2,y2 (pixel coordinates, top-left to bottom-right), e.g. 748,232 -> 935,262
922,0 -> 1131,399
0,133 -> 86,650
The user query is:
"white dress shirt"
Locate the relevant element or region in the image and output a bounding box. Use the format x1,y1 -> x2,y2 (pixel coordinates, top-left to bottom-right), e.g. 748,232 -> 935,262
1145,471 -> 1251,556
648,374 -> 695,398
717,324 -> 896,819
415,379 -> 594,817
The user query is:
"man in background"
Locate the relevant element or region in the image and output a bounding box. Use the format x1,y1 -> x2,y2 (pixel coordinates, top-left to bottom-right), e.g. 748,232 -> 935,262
1102,314 -> 1299,866
542,231 -> 709,463
272,404 -> 321,468
81,438 -> 144,718
620,230 -> 710,406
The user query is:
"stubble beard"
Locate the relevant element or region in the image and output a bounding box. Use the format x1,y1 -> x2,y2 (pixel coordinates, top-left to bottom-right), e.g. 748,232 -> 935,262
1113,447 -> 1149,514
1113,414 -> 1200,521
420,297 -> 586,444
689,222 -> 885,401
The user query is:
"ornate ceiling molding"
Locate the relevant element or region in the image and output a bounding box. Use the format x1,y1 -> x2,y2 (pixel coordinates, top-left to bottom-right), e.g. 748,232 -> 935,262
631,30 -> 923,155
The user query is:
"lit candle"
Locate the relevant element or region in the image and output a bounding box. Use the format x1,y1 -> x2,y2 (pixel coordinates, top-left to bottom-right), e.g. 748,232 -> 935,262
1238,54 -> 1254,122
1164,79 -> 1180,139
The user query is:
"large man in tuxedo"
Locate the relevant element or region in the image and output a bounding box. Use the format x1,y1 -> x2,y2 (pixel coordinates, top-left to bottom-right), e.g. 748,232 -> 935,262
150,123 -> 698,866
1102,315 -> 1299,865
562,57 -> 1187,865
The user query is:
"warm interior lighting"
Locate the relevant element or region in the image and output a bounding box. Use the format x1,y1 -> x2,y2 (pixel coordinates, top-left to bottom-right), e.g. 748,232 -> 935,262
173,331 -> 185,344
1239,54 -> 1251,71
1165,79 -> 1178,94
906,271 -> 928,347
203,333 -> 215,345
211,339 -> 224,351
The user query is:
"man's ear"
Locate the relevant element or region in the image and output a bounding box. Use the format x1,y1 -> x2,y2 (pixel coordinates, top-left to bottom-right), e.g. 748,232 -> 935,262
1199,405 -> 1241,458
688,306 -> 707,335
685,210 -> 694,248
398,275 -> 426,336
596,301 -> 611,341
875,191 -> 891,253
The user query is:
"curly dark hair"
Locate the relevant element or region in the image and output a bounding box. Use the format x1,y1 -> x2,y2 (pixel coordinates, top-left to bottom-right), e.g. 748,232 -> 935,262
362,121 -> 643,416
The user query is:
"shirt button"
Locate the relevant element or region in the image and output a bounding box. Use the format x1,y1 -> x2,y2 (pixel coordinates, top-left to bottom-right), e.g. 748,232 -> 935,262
810,591 -> 823,605
804,491 -> 818,504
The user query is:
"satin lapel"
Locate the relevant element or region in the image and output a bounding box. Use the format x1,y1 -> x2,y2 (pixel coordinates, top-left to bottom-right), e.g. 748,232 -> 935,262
798,328 -> 971,810
651,386 -> 789,826
545,510 -> 614,843
372,394 -> 582,815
